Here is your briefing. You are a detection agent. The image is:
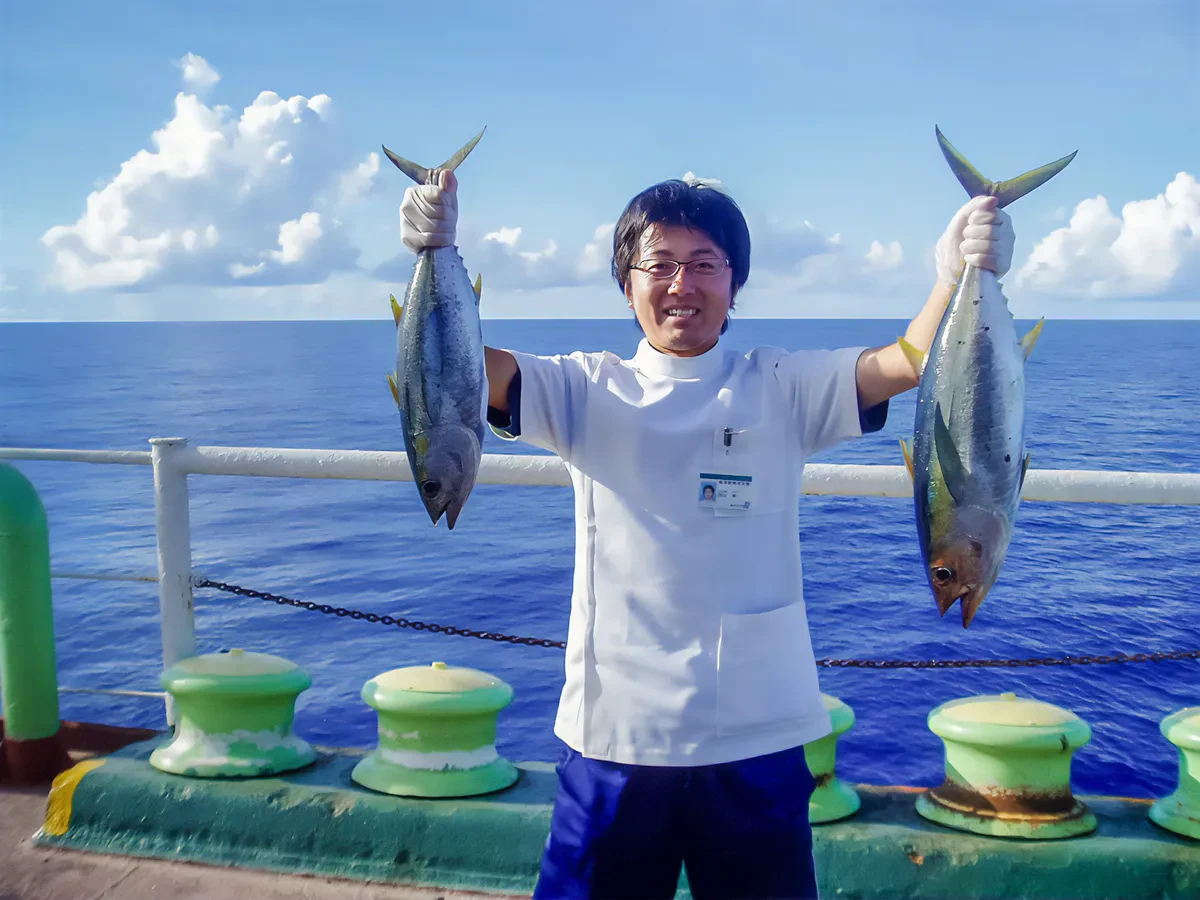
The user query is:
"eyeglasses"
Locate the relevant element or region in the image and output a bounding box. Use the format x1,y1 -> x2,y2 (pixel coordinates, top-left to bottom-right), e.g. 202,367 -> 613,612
631,258 -> 730,279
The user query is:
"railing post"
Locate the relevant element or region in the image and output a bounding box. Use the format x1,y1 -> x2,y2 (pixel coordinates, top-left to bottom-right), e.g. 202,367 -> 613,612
150,437 -> 195,727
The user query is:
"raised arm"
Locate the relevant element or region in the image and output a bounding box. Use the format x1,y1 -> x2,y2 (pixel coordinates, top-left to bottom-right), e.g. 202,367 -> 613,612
485,346 -> 518,412
855,195 -> 1013,409
854,281 -> 953,409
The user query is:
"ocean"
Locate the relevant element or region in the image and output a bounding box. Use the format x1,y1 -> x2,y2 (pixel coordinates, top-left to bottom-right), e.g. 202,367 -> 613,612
1,318 -> 1197,799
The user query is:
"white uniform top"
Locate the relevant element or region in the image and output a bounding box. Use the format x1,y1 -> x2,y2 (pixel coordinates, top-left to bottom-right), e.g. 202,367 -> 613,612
496,338 -> 871,767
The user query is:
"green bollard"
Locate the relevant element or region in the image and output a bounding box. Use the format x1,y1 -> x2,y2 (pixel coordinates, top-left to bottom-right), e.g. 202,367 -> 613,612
1149,706 -> 1200,840
805,694 -> 861,823
352,661 -> 518,798
150,648 -> 317,778
916,692 -> 1096,839
0,462 -> 70,783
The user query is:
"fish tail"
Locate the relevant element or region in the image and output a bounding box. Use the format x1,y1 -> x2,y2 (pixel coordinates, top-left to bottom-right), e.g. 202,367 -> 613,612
382,127 -> 487,185
935,126 -> 1076,209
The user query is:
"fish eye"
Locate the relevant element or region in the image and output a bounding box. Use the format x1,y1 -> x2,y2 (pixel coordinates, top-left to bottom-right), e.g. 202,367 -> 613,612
420,480 -> 441,498
932,566 -> 955,584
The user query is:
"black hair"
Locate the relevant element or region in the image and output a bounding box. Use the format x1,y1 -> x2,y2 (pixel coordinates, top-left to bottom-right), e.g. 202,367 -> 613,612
611,179 -> 751,310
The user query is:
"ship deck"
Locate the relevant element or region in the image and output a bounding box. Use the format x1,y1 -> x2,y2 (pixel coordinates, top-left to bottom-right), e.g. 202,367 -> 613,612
0,785 -> 517,900
3,721 -> 1197,900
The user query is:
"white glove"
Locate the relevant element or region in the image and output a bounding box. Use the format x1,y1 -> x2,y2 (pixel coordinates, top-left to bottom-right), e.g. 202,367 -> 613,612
399,169 -> 458,253
934,195 -> 1015,285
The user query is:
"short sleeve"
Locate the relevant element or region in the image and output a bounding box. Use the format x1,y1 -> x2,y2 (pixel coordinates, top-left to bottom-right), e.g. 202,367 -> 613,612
497,350 -> 590,461
772,346 -> 877,457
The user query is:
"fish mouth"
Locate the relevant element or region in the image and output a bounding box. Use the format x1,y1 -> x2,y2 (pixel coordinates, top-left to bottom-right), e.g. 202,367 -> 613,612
934,585 -> 984,629
417,477 -> 471,530
959,590 -> 984,629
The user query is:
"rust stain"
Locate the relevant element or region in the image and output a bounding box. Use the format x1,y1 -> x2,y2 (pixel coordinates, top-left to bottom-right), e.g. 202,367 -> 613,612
863,783 -> 926,795
927,778 -> 1090,826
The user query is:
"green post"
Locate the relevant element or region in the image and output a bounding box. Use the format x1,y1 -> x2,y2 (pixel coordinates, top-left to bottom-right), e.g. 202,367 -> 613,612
805,694 -> 861,823
0,462 -> 69,783
1149,707 -> 1200,840
150,649 -> 317,778
352,661 -> 519,798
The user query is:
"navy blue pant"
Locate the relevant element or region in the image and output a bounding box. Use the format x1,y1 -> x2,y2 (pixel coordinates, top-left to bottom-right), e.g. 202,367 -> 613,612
533,744 -> 818,899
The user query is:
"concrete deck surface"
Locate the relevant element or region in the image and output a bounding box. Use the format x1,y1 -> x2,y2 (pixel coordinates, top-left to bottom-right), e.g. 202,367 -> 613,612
1,784 -> 523,900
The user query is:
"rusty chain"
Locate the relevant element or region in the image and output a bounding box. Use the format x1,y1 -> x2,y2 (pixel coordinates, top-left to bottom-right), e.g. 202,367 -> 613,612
193,577 -> 565,649
193,577 -> 1200,669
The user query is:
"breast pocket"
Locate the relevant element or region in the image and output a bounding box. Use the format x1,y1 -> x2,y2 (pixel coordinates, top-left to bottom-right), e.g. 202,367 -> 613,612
716,601 -> 815,735
708,422 -> 791,515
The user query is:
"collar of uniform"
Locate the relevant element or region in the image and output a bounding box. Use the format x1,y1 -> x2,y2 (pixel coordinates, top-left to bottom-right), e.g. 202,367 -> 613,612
632,338 -> 727,379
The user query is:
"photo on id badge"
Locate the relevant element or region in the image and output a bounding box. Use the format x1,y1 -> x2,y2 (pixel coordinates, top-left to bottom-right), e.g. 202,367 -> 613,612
700,426 -> 760,513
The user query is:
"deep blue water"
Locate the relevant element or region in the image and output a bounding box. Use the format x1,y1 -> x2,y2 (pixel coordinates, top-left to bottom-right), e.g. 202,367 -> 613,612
0,318 -> 1197,799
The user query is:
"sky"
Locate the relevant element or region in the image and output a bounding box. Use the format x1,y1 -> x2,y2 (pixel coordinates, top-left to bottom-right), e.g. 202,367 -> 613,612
0,0 -> 1196,322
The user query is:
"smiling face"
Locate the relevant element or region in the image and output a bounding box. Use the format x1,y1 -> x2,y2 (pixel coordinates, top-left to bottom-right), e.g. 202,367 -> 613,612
625,224 -> 734,358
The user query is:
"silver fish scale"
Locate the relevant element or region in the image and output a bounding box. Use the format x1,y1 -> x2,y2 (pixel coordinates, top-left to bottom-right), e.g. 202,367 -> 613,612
400,246 -> 485,447
920,265 -> 1026,513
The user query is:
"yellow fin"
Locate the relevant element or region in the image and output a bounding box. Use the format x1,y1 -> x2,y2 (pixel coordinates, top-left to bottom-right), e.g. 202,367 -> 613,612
389,294 -> 404,327
473,274 -> 482,299
899,438 -> 914,480
386,372 -> 401,409
44,759 -> 107,837
897,337 -> 927,379
1021,318 -> 1045,360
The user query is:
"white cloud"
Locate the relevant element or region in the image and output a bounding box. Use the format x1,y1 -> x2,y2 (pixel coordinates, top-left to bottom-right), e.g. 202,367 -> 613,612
865,239 -> 903,270
743,212 -> 910,297
483,226 -> 522,248
336,152 -> 382,207
267,211 -> 324,264
333,154 -> 915,303
374,207 -> 910,304
376,221 -> 616,293
1015,172 -> 1200,298
474,227 -> 585,289
42,80 -> 364,292
747,216 -> 838,273
177,53 -> 220,93
519,240 -> 558,265
229,262 -> 265,279
580,223 -> 615,275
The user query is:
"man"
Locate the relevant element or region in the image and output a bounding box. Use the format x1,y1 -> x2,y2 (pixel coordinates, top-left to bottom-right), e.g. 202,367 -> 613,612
400,168 -> 1012,899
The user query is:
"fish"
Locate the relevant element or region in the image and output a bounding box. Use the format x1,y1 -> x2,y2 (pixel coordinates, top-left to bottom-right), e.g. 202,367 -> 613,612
383,128 -> 487,529
898,126 -> 1076,627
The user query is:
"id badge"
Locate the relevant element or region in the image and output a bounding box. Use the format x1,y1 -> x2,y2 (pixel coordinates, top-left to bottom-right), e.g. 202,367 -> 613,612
698,472 -> 756,511
702,425 -> 762,515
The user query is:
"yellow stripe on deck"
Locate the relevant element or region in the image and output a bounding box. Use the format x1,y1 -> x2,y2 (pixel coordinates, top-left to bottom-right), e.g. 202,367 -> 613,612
42,759 -> 107,836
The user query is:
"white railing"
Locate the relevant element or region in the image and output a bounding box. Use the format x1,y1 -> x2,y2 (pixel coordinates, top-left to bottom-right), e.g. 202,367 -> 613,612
3,439 -> 1199,724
